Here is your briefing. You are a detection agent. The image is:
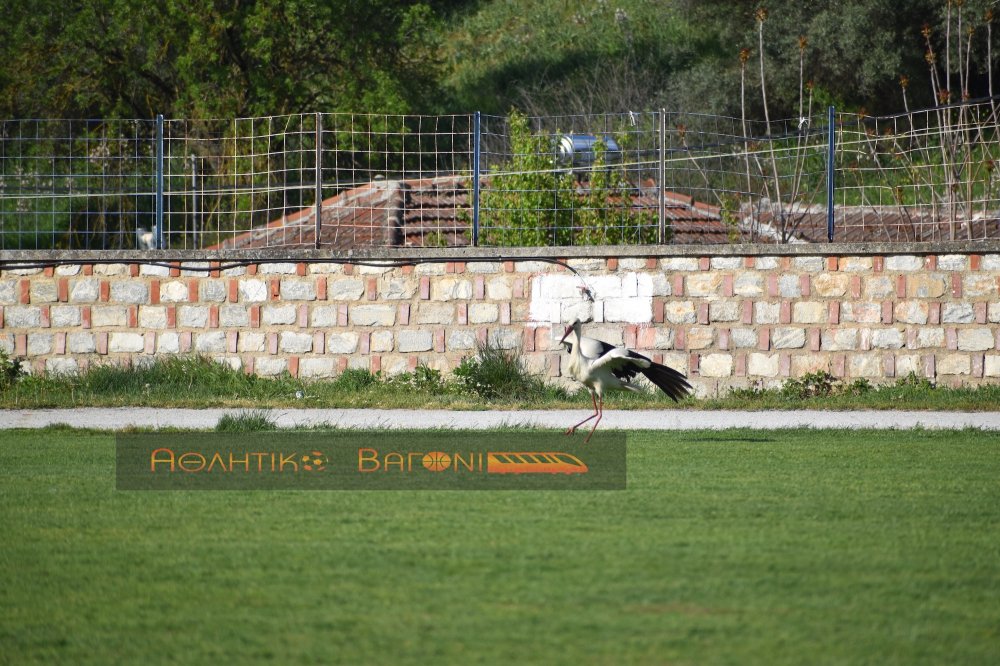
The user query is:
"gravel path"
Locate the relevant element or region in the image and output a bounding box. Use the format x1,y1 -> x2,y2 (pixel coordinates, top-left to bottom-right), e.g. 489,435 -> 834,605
2,408 -> 999,430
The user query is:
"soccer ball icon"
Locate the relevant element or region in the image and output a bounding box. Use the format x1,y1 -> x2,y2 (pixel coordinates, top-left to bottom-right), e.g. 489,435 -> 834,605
301,451 -> 327,472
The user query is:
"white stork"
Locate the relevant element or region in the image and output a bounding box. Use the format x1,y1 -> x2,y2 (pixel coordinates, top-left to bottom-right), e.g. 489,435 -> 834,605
559,319 -> 692,442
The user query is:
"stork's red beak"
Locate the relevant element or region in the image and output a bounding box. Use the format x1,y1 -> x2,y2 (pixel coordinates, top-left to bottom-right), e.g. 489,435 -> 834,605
559,324 -> 573,345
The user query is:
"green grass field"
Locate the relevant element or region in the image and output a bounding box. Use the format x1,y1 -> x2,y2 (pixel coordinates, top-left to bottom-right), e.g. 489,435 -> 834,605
2,428 -> 999,664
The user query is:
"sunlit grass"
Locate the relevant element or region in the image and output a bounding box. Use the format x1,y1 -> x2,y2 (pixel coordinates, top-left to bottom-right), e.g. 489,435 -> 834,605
1,428 -> 998,664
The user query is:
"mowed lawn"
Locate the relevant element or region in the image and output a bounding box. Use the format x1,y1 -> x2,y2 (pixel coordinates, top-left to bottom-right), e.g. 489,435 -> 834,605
2,428 -> 999,665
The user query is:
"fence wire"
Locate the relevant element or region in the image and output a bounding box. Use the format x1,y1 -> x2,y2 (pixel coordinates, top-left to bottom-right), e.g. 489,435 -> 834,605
1,101 -> 999,251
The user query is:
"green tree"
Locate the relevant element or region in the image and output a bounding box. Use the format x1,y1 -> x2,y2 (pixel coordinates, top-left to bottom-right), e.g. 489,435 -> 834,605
0,0 -> 448,119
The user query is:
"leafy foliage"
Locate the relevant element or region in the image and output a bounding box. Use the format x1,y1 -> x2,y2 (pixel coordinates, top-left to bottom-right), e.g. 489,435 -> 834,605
480,110 -> 656,246
0,349 -> 25,391
452,337 -> 546,400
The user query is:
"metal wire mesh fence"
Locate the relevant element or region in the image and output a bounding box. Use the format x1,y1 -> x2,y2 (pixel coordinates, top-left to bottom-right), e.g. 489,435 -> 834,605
2,100 -> 999,251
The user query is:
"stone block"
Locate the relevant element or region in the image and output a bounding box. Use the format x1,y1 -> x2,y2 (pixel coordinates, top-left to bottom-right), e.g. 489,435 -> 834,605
664,301 -> 696,324
381,278 -> 417,300
841,302 -> 881,323
398,330 -> 433,352
778,274 -> 801,297
30,281 -> 57,303
687,327 -> 714,350
415,303 -> 454,325
195,332 -> 227,354
821,329 -> 858,351
310,305 -> 339,327
942,303 -> 974,324
4,306 -> 42,328
486,278 -> 513,300
885,255 -> 923,271
916,328 -> 944,348
469,303 -> 499,324
937,254 -> 967,270
299,358 -> 335,378
748,352 -> 780,377
258,262 -> 297,274
178,305 -> 209,328
863,276 -> 894,299
157,332 -> 181,354
447,330 -> 476,351
279,331 -> 313,354
46,358 -> 79,375
239,332 -> 266,353
839,257 -> 873,272
733,272 -> 764,297
754,302 -> 780,324
68,332 -> 96,353
963,275 -> 996,298
262,303 -> 296,325
686,273 -> 723,297
792,302 -> 825,324
772,328 -> 806,349
791,256 -> 823,272
871,328 -> 904,349
894,301 -> 929,324
604,298 -> 652,323
91,306 -> 127,327
700,353 -> 733,377
109,332 -> 144,353
431,278 -> 473,301
710,257 -> 743,269
201,280 -> 227,302
255,358 -> 288,376
710,301 -> 740,322
937,354 -> 971,375
69,279 -> 100,303
660,257 -> 699,271
280,279 -> 316,301
906,274 -> 946,298
371,331 -> 394,352
238,279 -> 268,302
849,354 -> 882,377
140,264 -> 171,277
957,328 -> 995,351
110,282 -> 148,304
328,278 -> 365,300
138,306 -> 167,329
160,280 -> 190,302
326,332 -> 359,354
731,328 -> 758,348
219,305 -> 249,328
812,273 -> 849,297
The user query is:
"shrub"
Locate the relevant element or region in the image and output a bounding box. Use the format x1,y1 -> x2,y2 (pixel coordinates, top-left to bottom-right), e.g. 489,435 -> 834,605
452,339 -> 545,400
0,349 -> 25,391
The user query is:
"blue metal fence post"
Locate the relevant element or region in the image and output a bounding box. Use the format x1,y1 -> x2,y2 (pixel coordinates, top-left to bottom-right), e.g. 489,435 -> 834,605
472,111 -> 481,247
315,112 -> 323,249
826,105 -> 835,242
155,114 -> 164,250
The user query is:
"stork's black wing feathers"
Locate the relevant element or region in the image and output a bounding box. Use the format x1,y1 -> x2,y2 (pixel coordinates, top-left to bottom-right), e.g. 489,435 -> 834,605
640,360 -> 693,402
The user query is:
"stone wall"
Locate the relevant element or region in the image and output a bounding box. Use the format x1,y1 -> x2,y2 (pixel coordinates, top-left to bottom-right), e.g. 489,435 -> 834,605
1,245 -> 999,394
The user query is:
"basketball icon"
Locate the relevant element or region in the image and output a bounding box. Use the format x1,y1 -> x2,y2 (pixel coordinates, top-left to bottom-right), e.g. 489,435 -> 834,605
422,451 -> 451,472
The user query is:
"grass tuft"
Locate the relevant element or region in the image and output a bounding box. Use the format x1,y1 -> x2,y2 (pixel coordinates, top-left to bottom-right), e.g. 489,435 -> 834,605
215,409 -> 277,432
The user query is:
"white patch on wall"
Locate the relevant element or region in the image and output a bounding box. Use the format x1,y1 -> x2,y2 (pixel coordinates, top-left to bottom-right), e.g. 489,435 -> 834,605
529,272 -> 653,324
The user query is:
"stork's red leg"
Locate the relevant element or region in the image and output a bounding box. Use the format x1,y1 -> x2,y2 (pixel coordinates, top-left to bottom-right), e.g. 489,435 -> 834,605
566,391 -> 599,435
584,395 -> 604,443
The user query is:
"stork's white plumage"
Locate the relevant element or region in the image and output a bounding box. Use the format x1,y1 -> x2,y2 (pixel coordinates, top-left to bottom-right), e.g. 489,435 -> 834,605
559,318 -> 692,442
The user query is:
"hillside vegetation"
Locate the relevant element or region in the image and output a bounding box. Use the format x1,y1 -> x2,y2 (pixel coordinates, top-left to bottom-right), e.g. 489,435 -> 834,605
2,0 -> 998,121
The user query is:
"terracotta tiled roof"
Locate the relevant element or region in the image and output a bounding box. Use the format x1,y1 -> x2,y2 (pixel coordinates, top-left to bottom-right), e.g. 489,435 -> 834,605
207,175 -> 732,250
